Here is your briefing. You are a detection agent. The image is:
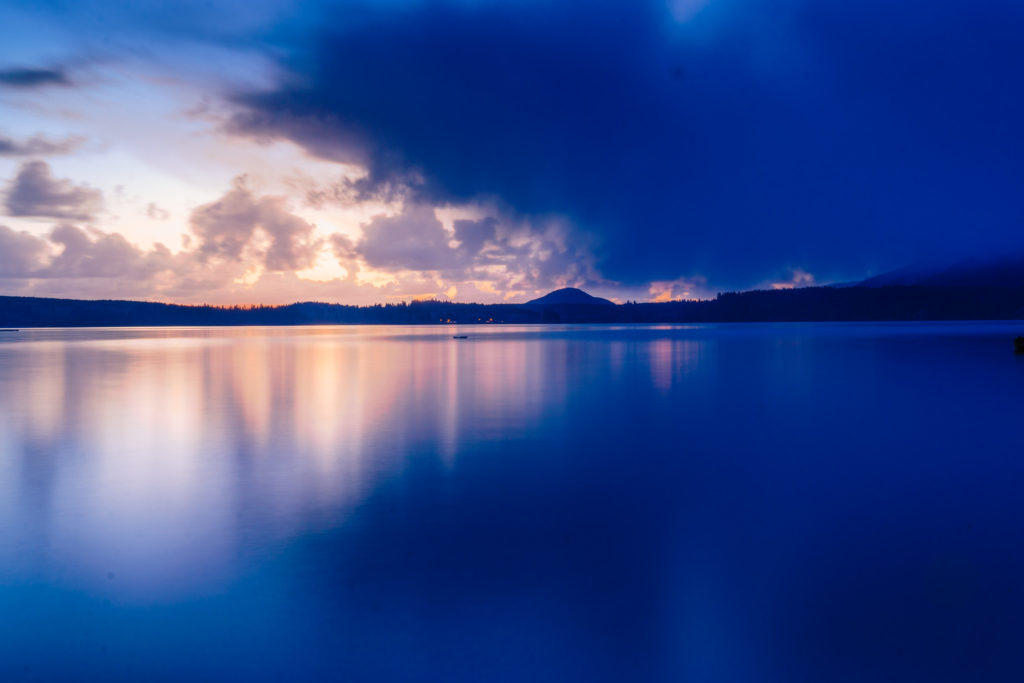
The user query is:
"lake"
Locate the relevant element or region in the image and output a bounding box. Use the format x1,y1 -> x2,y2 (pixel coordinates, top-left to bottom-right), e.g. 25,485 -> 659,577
1,323 -> 1023,682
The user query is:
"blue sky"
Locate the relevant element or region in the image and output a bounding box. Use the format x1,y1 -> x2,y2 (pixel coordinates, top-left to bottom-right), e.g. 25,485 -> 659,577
1,0 -> 1022,303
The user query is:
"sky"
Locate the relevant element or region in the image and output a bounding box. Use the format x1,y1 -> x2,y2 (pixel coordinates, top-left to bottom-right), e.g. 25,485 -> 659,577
0,0 -> 1022,305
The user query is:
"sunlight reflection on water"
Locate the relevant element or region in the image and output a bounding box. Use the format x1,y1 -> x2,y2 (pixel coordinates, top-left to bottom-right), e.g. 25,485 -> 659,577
1,323 -> 1023,681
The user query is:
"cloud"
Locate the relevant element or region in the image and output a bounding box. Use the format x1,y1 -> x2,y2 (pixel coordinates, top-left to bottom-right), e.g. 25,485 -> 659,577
0,223 -> 195,302
0,133 -> 85,157
42,224 -> 176,279
326,231 -> 360,280
0,67 -> 70,89
145,202 -> 170,220
647,276 -> 708,302
329,232 -> 357,261
0,199 -> 593,304
0,225 -> 51,277
2,0 -> 1022,300
190,177 -> 321,271
0,218 -> 449,305
453,217 -> 497,257
769,268 -> 815,291
190,178 -> 262,261
259,196 -> 322,271
358,206 -> 463,273
4,160 -> 103,221
294,172 -> 415,209
227,0 -> 1024,289
353,203 -> 599,293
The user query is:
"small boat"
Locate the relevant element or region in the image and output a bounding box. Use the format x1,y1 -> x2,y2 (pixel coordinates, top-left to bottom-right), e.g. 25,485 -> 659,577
452,335 -> 468,339
0,329 -> 18,332
1015,336 -> 1024,353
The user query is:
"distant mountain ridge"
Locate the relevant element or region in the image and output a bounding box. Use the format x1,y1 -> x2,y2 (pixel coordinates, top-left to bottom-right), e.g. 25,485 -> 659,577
525,288 -> 614,306
3,283 -> 1024,326
859,252 -> 1024,288
5,263 -> 1024,327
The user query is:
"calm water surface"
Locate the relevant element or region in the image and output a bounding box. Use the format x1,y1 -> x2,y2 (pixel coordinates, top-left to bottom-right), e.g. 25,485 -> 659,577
1,323 -> 1023,682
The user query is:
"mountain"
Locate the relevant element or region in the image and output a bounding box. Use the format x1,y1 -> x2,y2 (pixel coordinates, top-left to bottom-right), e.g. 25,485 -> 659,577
525,288 -> 615,306
3,284 -> 1024,326
859,252 -> 1024,288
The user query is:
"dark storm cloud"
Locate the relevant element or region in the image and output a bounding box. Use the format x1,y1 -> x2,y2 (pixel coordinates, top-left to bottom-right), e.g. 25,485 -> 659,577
0,67 -> 70,88
5,160 -> 103,221
230,0 -> 1024,288
453,217 -> 497,257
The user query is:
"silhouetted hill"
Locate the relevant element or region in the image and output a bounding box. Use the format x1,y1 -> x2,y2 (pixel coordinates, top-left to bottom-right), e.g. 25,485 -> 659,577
860,253 -> 1024,288
526,288 -> 614,306
2,285 -> 1024,327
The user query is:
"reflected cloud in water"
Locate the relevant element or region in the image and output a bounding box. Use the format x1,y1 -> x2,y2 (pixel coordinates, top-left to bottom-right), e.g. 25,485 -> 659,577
0,327 -> 578,601
1,323 -> 1024,681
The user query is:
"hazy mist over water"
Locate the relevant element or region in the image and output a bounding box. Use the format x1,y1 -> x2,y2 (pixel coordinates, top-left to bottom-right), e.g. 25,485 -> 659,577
1,324 -> 1023,681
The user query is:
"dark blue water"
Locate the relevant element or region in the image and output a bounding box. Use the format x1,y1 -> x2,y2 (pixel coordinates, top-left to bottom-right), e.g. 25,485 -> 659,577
1,323 -> 1023,682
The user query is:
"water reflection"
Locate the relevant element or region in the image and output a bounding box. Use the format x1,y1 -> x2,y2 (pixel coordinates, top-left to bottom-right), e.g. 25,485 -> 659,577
1,323 -> 1023,681
0,328 -> 575,602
